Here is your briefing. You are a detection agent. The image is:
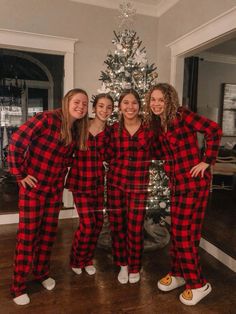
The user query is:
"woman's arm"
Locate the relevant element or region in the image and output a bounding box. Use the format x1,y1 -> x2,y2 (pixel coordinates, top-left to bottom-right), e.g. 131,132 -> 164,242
182,108 -> 222,165
8,112 -> 49,181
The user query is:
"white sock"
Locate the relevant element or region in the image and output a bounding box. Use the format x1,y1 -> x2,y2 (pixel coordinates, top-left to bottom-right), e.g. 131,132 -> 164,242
118,265 -> 128,284
41,277 -> 56,291
85,265 -> 96,275
13,293 -> 30,305
72,267 -> 82,275
129,272 -> 140,284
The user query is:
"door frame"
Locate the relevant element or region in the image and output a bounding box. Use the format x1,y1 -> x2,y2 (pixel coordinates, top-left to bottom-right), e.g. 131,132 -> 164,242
0,28 -> 77,94
0,28 -> 77,209
167,7 -> 236,102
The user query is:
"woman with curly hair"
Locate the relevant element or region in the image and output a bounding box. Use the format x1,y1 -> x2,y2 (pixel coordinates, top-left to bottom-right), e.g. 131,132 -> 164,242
145,83 -> 222,305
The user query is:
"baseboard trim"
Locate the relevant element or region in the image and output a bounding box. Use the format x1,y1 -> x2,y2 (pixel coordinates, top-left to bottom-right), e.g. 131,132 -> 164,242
0,213 -> 19,225
59,208 -> 78,219
200,237 -> 236,272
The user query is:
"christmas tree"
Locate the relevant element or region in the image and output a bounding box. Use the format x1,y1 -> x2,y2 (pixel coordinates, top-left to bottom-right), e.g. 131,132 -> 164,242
98,29 -> 158,106
97,2 -> 158,122
97,2 -> 170,250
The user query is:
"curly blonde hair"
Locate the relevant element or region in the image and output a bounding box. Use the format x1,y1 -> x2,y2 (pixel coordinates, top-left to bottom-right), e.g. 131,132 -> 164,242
145,83 -> 180,131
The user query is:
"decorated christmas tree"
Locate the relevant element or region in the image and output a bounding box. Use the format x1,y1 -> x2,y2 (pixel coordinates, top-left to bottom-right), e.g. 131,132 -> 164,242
97,2 -> 170,250
98,29 -> 158,107
97,3 -> 158,122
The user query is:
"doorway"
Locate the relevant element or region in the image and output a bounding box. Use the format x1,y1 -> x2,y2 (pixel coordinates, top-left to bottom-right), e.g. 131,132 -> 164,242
168,7 -> 236,270
0,49 -> 64,214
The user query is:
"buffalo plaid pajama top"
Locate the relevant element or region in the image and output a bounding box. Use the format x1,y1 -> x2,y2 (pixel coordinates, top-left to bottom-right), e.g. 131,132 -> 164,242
66,130 -> 107,268
8,109 -> 74,297
155,107 -> 222,289
105,122 -> 154,272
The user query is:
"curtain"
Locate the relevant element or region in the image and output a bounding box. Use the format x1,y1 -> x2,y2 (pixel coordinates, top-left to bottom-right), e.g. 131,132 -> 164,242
182,56 -> 199,112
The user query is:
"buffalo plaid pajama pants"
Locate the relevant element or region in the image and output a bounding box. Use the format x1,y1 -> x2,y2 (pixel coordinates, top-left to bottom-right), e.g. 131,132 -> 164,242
11,186 -> 63,297
70,186 -> 104,268
170,189 -> 210,289
107,185 -> 147,273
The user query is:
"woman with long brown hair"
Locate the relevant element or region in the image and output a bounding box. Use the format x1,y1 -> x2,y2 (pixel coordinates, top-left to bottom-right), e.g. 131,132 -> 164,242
106,89 -> 154,284
8,88 -> 89,305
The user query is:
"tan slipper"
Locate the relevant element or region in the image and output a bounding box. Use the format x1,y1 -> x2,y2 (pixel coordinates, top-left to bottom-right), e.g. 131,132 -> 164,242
157,274 -> 185,291
179,283 -> 212,305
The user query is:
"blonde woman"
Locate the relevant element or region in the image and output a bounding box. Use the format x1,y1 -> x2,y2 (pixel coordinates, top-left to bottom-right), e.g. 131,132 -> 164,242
8,88 -> 89,305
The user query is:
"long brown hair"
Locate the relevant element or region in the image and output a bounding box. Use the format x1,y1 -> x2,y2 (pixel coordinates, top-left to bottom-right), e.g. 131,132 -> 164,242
60,88 -> 89,150
145,83 -> 179,132
118,89 -> 142,134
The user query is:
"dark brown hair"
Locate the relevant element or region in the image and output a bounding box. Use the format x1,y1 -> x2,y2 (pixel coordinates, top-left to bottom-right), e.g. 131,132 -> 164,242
118,89 -> 142,133
93,93 -> 114,109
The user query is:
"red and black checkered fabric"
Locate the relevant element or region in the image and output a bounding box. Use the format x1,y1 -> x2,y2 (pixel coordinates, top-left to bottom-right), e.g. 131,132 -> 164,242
170,190 -> 209,289
66,129 -> 107,192
107,185 -> 147,273
105,122 -> 154,272
8,109 -> 74,186
70,187 -> 104,268
153,107 -> 222,289
105,122 -> 154,193
8,109 -> 75,297
67,129 -> 108,267
11,186 -> 64,297
155,107 -> 222,193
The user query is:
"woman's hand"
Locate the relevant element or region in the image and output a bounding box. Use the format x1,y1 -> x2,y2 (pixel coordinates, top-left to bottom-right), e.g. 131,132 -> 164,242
190,162 -> 210,178
20,175 -> 38,188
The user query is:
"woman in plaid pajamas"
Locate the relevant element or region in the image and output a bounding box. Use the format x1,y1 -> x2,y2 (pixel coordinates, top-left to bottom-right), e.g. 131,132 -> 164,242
66,93 -> 114,276
8,88 -> 89,305
106,89 -> 154,284
146,83 -> 222,305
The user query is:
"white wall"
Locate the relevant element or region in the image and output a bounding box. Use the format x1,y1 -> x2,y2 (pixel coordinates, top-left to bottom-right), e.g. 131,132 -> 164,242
198,60 -> 236,144
1,0 -> 236,99
3,1 -> 235,143
198,60 -> 236,120
0,0 -> 158,108
157,0 -> 236,82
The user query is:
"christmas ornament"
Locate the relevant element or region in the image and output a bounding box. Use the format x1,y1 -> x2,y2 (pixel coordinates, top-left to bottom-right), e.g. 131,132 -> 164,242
118,2 -> 136,29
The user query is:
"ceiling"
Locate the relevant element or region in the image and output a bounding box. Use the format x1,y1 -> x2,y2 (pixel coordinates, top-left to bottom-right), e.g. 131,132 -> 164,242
70,0 -> 180,17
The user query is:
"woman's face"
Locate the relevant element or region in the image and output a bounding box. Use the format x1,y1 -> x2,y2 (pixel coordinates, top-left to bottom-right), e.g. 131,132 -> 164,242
69,93 -> 88,123
119,93 -> 140,121
94,97 -> 113,122
149,89 -> 165,117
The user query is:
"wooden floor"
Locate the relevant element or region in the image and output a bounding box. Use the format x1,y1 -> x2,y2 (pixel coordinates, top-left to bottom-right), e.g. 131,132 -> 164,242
202,189 -> 236,259
0,219 -> 235,314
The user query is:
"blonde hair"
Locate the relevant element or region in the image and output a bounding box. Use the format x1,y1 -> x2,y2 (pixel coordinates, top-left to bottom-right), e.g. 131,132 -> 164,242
145,83 -> 180,131
60,88 -> 89,150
